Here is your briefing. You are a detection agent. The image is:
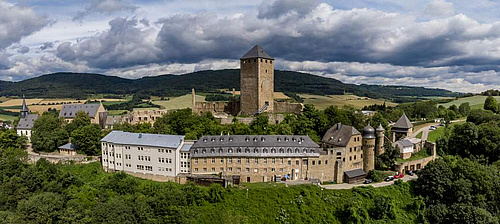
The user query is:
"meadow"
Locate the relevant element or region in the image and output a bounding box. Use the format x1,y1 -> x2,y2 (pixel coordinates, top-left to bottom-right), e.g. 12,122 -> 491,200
438,95 -> 500,109
0,97 -> 125,114
152,94 -> 206,110
299,94 -> 397,110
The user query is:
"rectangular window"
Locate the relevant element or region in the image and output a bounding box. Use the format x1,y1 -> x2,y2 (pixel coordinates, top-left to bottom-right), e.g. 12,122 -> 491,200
272,158 -> 276,164
318,160 -> 322,165
203,168 -> 207,172
296,160 -> 299,165
220,167 -> 224,172
220,158 -> 224,163
194,158 -> 198,164
279,168 -> 283,172
212,158 -> 215,164
264,168 -> 267,172
237,168 -> 241,172
195,168 -> 198,172
204,158 -> 207,164
254,158 -> 258,164
254,168 -> 258,173
246,157 -> 250,164
264,158 -> 267,164
228,158 -> 232,163
211,168 -> 215,172
245,168 -> 250,172
287,160 -> 291,165
228,167 -> 233,172
280,158 -> 284,164
238,157 -> 241,164
271,168 -> 275,172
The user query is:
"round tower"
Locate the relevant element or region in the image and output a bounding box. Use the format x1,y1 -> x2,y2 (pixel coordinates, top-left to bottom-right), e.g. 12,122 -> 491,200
362,124 -> 376,173
376,124 -> 385,156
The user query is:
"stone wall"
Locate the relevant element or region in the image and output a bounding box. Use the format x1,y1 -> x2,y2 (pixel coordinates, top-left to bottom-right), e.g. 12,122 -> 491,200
240,58 -> 274,115
274,101 -> 303,115
28,154 -> 100,164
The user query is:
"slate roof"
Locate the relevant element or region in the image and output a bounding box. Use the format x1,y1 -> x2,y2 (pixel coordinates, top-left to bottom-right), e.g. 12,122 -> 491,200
393,113 -> 413,129
240,45 -> 273,60
16,114 -> 38,130
21,96 -> 29,113
393,139 -> 414,148
344,169 -> 366,178
322,123 -> 361,147
376,124 -> 384,131
59,143 -> 76,151
101,131 -> 184,149
191,135 -> 320,158
59,103 -> 100,118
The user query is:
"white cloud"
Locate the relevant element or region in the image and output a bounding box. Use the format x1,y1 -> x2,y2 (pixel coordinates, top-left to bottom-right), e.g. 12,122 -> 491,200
73,0 -> 138,21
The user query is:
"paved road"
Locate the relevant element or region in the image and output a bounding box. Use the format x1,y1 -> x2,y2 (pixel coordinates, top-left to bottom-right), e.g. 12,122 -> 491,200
411,119 -> 466,141
320,174 -> 418,190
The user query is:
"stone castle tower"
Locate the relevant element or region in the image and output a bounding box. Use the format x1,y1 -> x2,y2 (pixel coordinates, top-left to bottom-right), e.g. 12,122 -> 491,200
362,124 -> 376,173
240,45 -> 274,115
376,124 -> 385,156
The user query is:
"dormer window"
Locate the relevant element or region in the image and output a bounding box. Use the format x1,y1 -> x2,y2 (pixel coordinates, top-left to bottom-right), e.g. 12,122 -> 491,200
220,137 -> 224,141
277,138 -> 281,142
229,137 -> 233,142
245,137 -> 249,142
253,137 -> 257,142
203,138 -> 207,142
261,137 -> 265,141
228,148 -> 233,153
211,138 -> 215,142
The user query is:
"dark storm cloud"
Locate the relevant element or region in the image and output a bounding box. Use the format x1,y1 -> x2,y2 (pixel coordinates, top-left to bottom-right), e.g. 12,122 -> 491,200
56,17 -> 159,69
0,1 -> 50,50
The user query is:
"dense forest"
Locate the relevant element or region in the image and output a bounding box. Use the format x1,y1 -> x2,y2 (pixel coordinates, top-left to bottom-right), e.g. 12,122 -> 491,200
0,70 -> 456,100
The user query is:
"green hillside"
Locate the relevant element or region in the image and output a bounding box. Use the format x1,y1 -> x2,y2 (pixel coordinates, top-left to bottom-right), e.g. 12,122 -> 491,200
0,70 -> 457,100
439,95 -> 500,110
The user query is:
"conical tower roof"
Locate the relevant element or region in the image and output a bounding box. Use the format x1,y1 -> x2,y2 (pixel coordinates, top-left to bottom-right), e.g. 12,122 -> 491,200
240,45 -> 273,60
393,113 -> 413,129
21,95 -> 29,113
376,124 -> 384,131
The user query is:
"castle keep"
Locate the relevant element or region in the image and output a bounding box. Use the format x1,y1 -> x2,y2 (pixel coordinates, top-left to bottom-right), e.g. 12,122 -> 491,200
192,45 -> 302,116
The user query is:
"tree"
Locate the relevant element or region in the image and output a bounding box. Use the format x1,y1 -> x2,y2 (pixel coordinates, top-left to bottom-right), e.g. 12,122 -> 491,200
31,113 -> 68,152
446,122 -> 478,158
484,96 -> 498,113
458,102 -> 471,117
17,192 -> 64,223
64,111 -> 91,134
71,124 -> 102,155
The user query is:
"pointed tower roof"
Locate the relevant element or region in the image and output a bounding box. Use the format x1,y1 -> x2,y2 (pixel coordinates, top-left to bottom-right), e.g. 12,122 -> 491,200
393,113 -> 413,129
240,45 -> 273,60
21,95 -> 29,113
376,124 -> 384,132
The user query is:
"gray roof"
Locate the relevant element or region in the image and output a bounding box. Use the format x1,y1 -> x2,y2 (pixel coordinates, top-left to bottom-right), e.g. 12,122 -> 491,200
344,169 -> 366,178
59,143 -> 76,151
101,131 -> 184,149
362,125 -> 376,139
322,123 -> 361,147
393,139 -> 414,148
240,45 -> 273,60
393,113 -> 413,129
59,103 -> 100,118
21,96 -> 29,113
180,143 -> 193,152
17,114 -> 38,130
191,135 -> 320,158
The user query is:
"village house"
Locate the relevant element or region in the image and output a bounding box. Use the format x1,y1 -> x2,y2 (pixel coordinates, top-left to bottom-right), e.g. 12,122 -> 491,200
59,102 -> 108,128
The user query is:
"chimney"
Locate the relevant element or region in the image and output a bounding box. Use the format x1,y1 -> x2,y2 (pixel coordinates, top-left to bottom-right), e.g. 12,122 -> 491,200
139,133 -> 142,138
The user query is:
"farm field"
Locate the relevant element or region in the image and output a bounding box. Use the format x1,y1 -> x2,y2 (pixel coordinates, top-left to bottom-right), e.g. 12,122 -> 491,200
0,98 -> 125,114
439,95 -> 500,109
0,114 -> 16,122
152,94 -> 206,110
299,94 -> 397,110
427,121 -> 465,143
108,110 -> 128,115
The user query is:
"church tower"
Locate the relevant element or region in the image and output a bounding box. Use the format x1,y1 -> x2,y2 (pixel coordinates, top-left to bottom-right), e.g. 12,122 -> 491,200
240,45 -> 274,115
362,124 -> 376,173
20,95 -> 29,118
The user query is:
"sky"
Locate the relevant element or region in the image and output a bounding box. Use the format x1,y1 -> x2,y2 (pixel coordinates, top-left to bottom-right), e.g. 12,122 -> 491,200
1,0 -> 500,93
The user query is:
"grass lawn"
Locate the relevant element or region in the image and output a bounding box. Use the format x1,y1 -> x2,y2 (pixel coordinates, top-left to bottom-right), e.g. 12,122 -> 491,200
427,121 -> 466,143
299,94 -> 397,110
416,132 -> 423,139
0,114 -> 17,122
438,95 -> 500,110
108,110 -> 128,115
396,148 -> 432,163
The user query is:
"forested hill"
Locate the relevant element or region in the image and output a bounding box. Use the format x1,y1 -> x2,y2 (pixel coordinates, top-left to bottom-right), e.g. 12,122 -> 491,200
0,69 -> 457,100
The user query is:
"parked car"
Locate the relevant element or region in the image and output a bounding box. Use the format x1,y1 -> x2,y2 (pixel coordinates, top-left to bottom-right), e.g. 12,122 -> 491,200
364,179 -> 373,184
406,170 -> 415,176
394,172 -> 405,179
384,176 -> 395,182
429,125 -> 437,130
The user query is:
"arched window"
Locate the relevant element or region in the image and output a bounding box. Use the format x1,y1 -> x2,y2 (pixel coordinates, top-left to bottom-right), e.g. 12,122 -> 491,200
271,148 -> 276,153
254,148 -> 259,153
295,148 -> 299,153
194,149 -> 198,154
237,148 -> 242,153
263,148 -> 268,153
228,148 -> 233,153
279,148 -> 284,153
219,149 -> 223,153
303,149 -> 307,153
287,148 -> 292,153
245,148 -> 250,153
210,148 -> 215,153
202,149 -> 206,154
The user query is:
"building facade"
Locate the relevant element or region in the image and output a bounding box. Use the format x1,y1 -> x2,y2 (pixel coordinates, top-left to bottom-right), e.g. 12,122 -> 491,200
101,131 -> 188,177
59,103 -> 108,128
190,135 -> 321,183
391,113 -> 413,142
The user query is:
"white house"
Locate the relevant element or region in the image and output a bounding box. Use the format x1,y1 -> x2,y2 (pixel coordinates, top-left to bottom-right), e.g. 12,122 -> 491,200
16,96 -> 38,142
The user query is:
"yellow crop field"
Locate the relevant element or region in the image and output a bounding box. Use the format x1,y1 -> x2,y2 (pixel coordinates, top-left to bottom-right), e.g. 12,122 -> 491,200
0,99 -> 43,107
299,94 -> 397,110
